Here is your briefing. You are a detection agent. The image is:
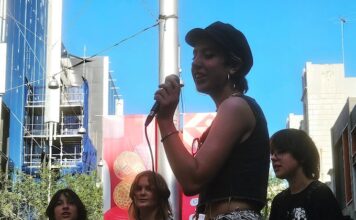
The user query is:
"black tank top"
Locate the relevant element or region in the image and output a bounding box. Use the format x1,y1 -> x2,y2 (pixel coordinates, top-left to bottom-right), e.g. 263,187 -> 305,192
197,95 -> 270,213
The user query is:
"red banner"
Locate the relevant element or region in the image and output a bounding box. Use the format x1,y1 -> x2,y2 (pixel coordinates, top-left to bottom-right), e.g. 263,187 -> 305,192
181,113 -> 216,219
102,113 -> 215,219
103,115 -> 156,219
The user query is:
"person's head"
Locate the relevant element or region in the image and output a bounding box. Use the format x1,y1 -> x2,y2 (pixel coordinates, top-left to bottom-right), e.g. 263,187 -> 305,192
270,129 -> 320,180
185,21 -> 253,94
46,188 -> 87,220
129,170 -> 172,220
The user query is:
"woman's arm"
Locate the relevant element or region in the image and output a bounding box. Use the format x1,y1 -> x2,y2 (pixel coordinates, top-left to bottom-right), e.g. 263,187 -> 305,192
155,78 -> 255,194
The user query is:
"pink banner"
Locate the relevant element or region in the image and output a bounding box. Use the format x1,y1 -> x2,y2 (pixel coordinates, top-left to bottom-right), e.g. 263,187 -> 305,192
103,115 -> 156,219
102,113 -> 215,219
181,113 -> 216,220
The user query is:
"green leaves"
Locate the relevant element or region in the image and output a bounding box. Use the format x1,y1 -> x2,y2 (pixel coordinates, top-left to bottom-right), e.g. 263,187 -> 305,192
0,168 -> 103,220
261,173 -> 287,219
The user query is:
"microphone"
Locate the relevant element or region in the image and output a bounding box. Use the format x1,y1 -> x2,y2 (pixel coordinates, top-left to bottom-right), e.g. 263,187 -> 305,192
144,75 -> 182,126
145,102 -> 160,126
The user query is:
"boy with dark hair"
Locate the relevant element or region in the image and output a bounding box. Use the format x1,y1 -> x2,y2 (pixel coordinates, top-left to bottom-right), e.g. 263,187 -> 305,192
269,128 -> 345,220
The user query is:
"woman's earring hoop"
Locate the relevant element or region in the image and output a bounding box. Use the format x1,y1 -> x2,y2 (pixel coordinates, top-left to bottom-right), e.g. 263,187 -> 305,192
227,73 -> 236,89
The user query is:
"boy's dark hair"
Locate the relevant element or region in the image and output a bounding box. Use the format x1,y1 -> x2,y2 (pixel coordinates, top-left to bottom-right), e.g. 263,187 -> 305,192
270,128 -> 320,180
46,188 -> 87,220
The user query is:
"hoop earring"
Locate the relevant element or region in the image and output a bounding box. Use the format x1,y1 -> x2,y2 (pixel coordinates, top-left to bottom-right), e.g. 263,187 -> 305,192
227,73 -> 236,89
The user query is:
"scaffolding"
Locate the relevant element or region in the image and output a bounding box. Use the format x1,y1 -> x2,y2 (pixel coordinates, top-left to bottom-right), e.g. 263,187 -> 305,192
23,84 -> 85,170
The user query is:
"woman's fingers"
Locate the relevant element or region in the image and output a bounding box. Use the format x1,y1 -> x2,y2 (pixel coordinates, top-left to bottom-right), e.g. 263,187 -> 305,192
154,75 -> 181,104
154,87 -> 166,101
158,81 -> 180,94
165,74 -> 180,87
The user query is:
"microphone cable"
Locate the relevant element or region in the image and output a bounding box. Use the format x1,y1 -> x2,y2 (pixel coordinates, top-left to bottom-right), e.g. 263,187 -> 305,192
144,125 -> 156,172
144,74 -> 184,173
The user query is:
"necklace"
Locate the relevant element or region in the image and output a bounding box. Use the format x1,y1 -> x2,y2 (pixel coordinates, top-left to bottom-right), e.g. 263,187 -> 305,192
230,92 -> 242,97
216,92 -> 243,111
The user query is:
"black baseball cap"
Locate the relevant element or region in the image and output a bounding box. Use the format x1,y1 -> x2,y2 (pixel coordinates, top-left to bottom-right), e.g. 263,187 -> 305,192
185,21 -> 253,76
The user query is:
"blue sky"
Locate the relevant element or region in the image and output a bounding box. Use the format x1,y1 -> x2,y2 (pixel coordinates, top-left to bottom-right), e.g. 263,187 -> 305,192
62,0 -> 356,135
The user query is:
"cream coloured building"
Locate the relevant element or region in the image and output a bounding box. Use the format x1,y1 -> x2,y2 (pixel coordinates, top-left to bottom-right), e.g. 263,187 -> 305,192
286,113 -> 303,129
300,62 -> 356,182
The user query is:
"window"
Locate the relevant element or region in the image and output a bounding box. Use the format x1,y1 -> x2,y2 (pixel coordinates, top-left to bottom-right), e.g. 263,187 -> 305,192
342,128 -> 352,204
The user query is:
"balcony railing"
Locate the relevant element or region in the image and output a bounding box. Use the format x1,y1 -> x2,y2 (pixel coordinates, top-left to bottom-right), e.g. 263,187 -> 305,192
61,92 -> 84,106
25,91 -> 84,106
24,122 -> 85,136
23,153 -> 82,168
24,124 -> 47,136
26,93 -> 45,106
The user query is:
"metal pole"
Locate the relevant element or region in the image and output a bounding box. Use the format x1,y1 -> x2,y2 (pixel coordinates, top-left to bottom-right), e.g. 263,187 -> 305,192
158,0 -> 181,219
340,18 -> 346,67
45,0 -> 63,202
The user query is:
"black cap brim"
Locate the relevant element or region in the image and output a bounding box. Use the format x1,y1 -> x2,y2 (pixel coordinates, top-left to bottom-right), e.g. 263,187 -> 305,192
185,22 -> 253,76
185,28 -> 226,49
186,28 -> 208,46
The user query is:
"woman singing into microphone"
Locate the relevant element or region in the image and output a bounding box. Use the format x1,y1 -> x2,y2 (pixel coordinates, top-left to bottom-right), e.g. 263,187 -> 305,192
154,21 -> 270,220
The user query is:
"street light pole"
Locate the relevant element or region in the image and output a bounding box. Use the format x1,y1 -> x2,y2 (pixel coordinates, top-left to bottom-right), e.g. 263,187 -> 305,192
340,18 -> 346,67
45,0 -> 63,202
158,0 -> 181,219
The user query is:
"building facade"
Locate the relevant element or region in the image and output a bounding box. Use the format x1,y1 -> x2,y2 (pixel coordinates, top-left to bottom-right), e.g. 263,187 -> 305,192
0,0 -> 7,173
0,0 -> 48,174
0,0 -> 120,178
331,98 -> 356,218
301,62 -> 356,182
286,113 -> 303,129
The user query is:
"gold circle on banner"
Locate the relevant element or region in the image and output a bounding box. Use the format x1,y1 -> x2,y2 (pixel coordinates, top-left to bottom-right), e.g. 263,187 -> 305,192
113,178 -> 133,210
113,151 -> 146,180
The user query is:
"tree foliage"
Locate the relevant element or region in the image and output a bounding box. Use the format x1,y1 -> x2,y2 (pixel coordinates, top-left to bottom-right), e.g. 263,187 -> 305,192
261,173 -> 287,219
0,168 -> 103,220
